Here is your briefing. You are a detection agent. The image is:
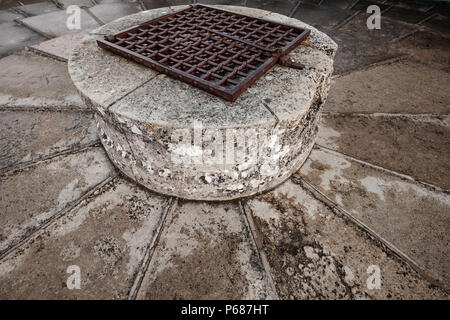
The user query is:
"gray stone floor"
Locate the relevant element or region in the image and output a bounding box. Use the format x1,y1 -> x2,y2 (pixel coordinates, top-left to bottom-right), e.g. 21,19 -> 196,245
0,0 -> 449,299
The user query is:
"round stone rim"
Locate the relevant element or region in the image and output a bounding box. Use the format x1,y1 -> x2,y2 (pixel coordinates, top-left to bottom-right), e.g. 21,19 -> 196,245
68,5 -> 337,201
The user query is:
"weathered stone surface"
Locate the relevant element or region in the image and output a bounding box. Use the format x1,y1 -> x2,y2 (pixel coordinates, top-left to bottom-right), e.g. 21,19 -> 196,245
136,201 -> 277,299
88,3 -> 141,24
324,60 -> 450,114
69,6 -> 337,200
0,110 -> 98,170
87,6 -> 172,35
0,22 -> 45,57
298,148 -> 450,287
0,52 -> 84,109
329,13 -> 417,74
0,9 -> 24,23
15,1 -> 60,16
57,0 -> 96,8
19,8 -> 100,38
30,31 -> 88,61
0,147 -> 115,257
391,30 -> 450,72
0,178 -> 169,299
246,179 -> 448,299
246,0 -> 297,16
292,3 -> 352,30
69,34 -> 159,110
316,114 -> 450,189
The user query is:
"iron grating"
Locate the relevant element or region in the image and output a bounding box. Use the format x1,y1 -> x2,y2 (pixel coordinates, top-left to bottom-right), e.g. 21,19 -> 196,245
97,4 -> 310,101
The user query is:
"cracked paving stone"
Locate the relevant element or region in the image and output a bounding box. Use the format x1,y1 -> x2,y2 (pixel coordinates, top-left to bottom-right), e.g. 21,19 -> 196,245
316,114 -> 450,190
19,8 -> 100,38
30,31 -> 88,61
136,201 -> 277,299
298,148 -> 450,287
0,52 -> 85,109
0,22 -> 46,58
0,177 -> 170,299
324,60 -> 450,114
0,147 -> 115,258
391,30 -> 450,72
329,13 -> 417,74
0,110 -> 99,170
245,179 -> 448,299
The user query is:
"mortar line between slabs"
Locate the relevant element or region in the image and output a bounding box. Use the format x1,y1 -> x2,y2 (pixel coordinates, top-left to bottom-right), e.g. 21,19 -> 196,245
290,175 -> 449,293
128,197 -> 178,300
26,45 -> 68,62
0,174 -> 119,263
0,105 -> 91,112
331,55 -> 409,79
0,142 -> 102,177
314,144 -> 449,194
239,200 -> 280,300
321,111 -> 450,119
288,0 -> 302,18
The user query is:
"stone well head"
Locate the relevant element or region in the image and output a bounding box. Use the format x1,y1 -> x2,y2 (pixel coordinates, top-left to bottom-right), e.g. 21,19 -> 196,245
68,5 -> 337,201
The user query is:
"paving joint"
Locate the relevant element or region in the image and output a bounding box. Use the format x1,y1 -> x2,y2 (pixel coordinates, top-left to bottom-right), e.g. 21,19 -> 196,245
0,173 -> 119,262
0,142 -> 102,177
129,197 -> 178,300
290,174 -> 449,293
314,144 -> 449,194
239,200 -> 280,300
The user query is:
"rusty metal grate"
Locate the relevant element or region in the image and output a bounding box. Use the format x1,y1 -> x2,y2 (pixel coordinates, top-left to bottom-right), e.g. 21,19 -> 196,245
97,4 -> 310,101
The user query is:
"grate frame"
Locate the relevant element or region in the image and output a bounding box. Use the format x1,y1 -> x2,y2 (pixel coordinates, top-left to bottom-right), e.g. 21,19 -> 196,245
97,4 -> 310,101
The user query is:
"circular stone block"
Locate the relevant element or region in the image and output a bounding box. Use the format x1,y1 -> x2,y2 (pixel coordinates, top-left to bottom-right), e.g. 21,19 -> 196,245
68,5 -> 337,201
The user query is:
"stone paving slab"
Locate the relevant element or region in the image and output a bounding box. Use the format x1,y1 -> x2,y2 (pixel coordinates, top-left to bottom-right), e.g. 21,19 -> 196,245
245,179 -> 447,299
88,3 -> 141,24
422,14 -> 450,35
198,0 -> 244,6
318,0 -> 356,10
0,110 -> 98,171
0,9 -> 25,23
324,60 -> 450,114
29,30 -> 87,61
384,5 -> 430,24
15,1 -> 60,16
0,147 -> 115,258
316,114 -> 450,190
391,30 -> 450,73
329,13 -> 418,74
0,52 -> 84,109
298,148 -> 450,288
0,177 -> 170,299
246,0 -> 297,16
136,200 -> 277,299
292,3 -> 353,31
0,22 -> 46,57
19,8 -> 100,38
57,0 -> 96,8
140,0 -> 171,10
